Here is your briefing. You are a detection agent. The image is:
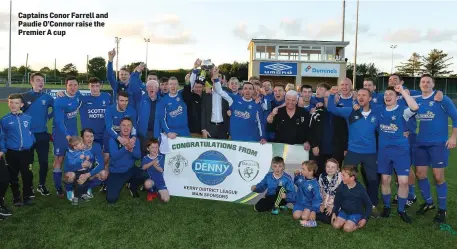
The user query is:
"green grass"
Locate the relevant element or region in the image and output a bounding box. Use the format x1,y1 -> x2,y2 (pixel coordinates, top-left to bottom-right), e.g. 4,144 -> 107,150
0,103 -> 456,249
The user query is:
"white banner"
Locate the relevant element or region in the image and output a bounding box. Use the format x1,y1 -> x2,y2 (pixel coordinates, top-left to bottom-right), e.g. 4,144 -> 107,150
301,63 -> 340,78
163,137 -> 272,203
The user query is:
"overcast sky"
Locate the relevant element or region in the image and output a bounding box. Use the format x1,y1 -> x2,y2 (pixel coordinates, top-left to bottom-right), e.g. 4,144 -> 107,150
0,0 -> 456,74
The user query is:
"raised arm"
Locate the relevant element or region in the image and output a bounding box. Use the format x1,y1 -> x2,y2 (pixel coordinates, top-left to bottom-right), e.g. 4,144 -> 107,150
396,85 -> 419,112
212,78 -> 233,106
106,49 -> 118,91
328,94 -> 352,119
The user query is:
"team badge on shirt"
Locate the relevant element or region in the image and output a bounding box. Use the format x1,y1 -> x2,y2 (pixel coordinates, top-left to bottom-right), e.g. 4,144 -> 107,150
176,97 -> 180,102
429,101 -> 434,107
307,184 -> 313,191
373,98 -> 378,103
23,121 -> 29,128
371,116 -> 376,123
391,115 -> 396,121
248,105 -> 252,109
102,101 -> 106,106
278,180 -> 283,186
41,100 -> 46,105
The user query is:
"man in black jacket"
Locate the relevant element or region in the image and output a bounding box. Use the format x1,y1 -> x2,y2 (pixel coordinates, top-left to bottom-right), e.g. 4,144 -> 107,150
267,90 -> 311,149
309,90 -> 348,176
182,73 -> 203,137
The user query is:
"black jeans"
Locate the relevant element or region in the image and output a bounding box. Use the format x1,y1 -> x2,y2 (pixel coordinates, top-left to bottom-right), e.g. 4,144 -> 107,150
105,167 -> 145,204
31,132 -> 50,186
344,151 -> 379,206
0,156 -> 9,205
254,186 -> 287,212
5,149 -> 34,199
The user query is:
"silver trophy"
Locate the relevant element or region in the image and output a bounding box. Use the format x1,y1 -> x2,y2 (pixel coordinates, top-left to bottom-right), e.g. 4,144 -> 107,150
200,59 -> 215,71
197,59 -> 215,84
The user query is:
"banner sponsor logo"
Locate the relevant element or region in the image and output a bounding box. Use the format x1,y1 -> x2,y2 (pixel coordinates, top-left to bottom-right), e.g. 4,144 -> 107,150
259,62 -> 298,76
301,63 -> 340,77
238,160 -> 259,182
192,150 -> 233,186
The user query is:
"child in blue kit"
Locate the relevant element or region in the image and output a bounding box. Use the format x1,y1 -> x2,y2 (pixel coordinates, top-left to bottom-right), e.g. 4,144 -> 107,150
1,94 -> 36,206
292,160 -> 323,227
63,136 -> 94,202
141,139 -> 170,203
251,156 -> 295,215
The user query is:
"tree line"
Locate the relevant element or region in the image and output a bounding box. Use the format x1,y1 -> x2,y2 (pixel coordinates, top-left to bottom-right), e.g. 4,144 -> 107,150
0,48 -> 454,84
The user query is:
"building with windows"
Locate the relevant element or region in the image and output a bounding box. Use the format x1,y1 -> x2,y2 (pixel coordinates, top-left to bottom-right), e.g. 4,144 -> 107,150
247,39 -> 350,89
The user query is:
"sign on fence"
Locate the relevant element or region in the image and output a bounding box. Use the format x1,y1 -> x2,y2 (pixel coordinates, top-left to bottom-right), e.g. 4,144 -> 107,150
48,89 -> 91,98
163,137 -> 308,204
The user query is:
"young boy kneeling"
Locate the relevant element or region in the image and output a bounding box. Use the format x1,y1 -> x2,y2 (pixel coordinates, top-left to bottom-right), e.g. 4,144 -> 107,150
331,165 -> 372,232
251,156 -> 295,215
141,139 -> 169,203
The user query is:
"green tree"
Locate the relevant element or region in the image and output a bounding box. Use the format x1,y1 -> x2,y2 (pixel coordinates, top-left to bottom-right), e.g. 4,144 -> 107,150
421,49 -> 453,77
88,57 -> 107,80
61,63 -> 78,76
396,52 -> 422,76
39,67 -> 51,74
346,62 -> 380,77
366,63 -> 380,76
218,63 -> 233,78
229,61 -> 248,81
17,65 -> 34,75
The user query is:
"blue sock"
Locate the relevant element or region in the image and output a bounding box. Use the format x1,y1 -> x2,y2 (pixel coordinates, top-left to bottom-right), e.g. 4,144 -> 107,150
382,194 -> 391,208
53,169 -> 62,190
436,182 -> 447,210
65,183 -> 73,192
408,184 -> 415,200
398,197 -> 407,212
418,178 -> 433,204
